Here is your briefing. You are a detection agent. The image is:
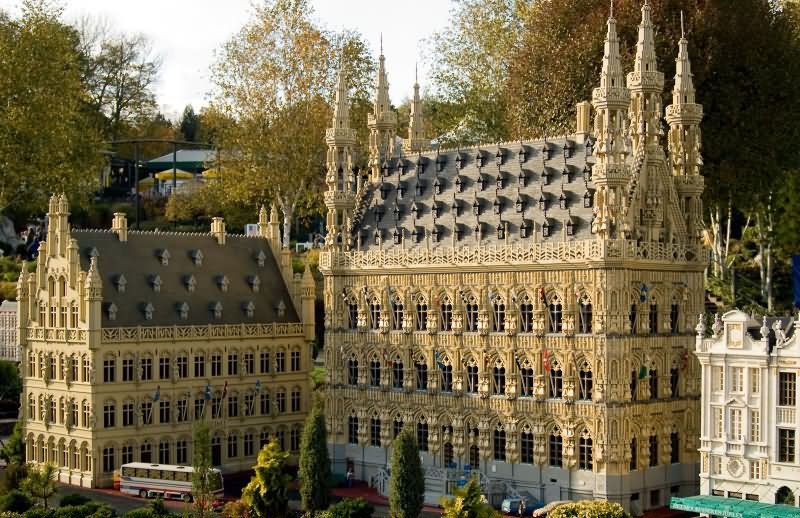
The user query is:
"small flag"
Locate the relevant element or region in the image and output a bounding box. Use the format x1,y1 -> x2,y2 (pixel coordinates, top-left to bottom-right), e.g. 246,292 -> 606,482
638,365 -> 648,379
255,379 -> 262,393
539,287 -> 546,302
203,383 -> 212,401
639,283 -> 648,303
221,381 -> 229,400
153,385 -> 161,402
543,349 -> 551,372
434,351 -> 446,370
681,350 -> 689,370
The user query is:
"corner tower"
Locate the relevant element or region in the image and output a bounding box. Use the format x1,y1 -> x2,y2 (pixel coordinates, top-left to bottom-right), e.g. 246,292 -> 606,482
627,0 -> 664,152
367,42 -> 397,182
403,68 -> 430,153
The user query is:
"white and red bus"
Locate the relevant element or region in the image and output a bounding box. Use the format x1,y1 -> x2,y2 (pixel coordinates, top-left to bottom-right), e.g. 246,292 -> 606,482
119,462 -> 224,502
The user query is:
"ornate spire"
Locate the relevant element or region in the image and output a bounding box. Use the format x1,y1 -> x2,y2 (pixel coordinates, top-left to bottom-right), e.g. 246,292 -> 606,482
599,2 -> 624,91
633,0 -> 658,76
627,0 -> 664,150
367,40 -> 398,182
373,45 -> 391,117
403,64 -> 430,153
332,66 -> 350,129
672,12 -> 695,106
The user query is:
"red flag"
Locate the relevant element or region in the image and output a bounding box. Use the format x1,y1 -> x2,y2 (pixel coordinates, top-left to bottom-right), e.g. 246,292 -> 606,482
539,287 -> 546,302
221,380 -> 228,400
543,349 -> 551,372
681,349 -> 689,370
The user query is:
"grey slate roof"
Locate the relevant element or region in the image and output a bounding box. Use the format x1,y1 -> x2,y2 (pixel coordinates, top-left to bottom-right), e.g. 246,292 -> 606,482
147,149 -> 216,167
72,230 -> 299,327
353,137 -> 596,251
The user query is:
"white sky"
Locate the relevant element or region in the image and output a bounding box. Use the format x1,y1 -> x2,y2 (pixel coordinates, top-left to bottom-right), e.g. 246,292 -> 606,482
0,0 -> 453,120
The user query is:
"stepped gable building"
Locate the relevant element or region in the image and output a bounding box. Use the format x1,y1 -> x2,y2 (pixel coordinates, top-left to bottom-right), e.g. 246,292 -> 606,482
20,195 -> 315,488
320,2 -> 706,513
683,311 -> 800,512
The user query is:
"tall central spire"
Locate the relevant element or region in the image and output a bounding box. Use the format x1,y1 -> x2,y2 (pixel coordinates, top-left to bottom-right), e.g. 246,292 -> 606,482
367,38 -> 398,182
672,13 -> 695,105
373,40 -> 391,117
332,67 -> 350,130
403,65 -> 430,153
633,0 -> 658,75
599,3 -> 624,91
627,0 -> 664,150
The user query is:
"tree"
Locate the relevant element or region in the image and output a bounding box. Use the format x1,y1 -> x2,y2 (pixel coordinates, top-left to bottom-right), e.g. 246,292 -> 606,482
548,501 -> 629,518
1,419 -> 25,465
191,420 -> 213,518
0,360 -> 21,401
0,0 -> 104,215
242,440 -> 290,518
299,400 -> 331,513
327,498 -> 374,518
21,462 -> 57,509
388,427 -> 424,518
207,0 -> 375,243
221,500 -> 251,518
440,478 -> 500,518
178,105 -> 200,142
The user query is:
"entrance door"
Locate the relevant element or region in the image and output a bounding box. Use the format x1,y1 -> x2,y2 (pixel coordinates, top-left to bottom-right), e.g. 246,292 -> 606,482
211,437 -> 222,466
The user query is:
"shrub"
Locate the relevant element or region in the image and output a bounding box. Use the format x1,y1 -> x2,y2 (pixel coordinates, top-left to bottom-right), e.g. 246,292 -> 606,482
0,512 -> 23,518
22,507 -> 54,518
221,500 -> 250,518
327,498 -> 373,518
548,501 -> 629,518
122,510 -> 155,518
57,495 -> 89,509
87,504 -> 116,518
0,491 -> 32,513
1,462 -> 28,492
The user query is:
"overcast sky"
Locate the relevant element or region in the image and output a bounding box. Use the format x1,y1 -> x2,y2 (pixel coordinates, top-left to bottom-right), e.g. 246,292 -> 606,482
0,0 -> 453,120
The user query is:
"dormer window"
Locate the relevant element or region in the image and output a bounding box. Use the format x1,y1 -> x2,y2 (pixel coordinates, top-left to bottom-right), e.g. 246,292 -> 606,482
436,154 -> 445,172
542,220 -> 551,238
217,275 -> 230,292
559,193 -> 567,210
115,274 -> 127,294
476,176 -> 485,191
496,148 -> 504,164
518,172 -> 526,187
185,275 -> 197,293
493,198 -> 501,215
541,144 -> 551,160
583,191 -> 593,208
432,227 -> 441,242
411,227 -> 421,242
159,249 -> 170,266
495,175 -> 503,189
472,199 -> 481,216
373,230 -> 381,245
107,303 -> 118,321
432,203 -> 441,218
382,161 -> 390,177
520,221 -> 529,238
455,226 -> 464,241
151,275 -> 162,293
515,197 -> 524,213
88,247 -> 100,259
584,164 -> 593,181
256,250 -> 267,267
191,250 -> 203,266
144,303 -> 154,321
566,219 -> 575,236
563,141 -> 574,158
244,301 -> 255,318
475,151 -> 485,168
455,154 -> 463,169
396,159 -> 406,174
397,184 -> 406,199
393,204 -> 400,220
415,181 -> 424,196
375,207 -> 385,222
276,300 -> 286,318
539,195 -> 547,211
380,184 -> 389,200
541,169 -> 550,185
250,275 -> 261,293
393,228 -> 402,244
563,167 -> 573,183
518,147 -> 528,163
178,302 -> 189,320
451,199 -> 460,216
474,223 -> 481,238
212,302 -> 223,319
411,203 -> 420,218
586,137 -> 595,156
455,176 -> 463,193
416,155 -> 425,173
433,177 -> 442,195
497,223 -> 505,240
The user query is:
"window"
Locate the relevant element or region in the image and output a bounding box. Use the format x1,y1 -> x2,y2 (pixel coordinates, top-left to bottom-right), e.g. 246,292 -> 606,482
276,390 -> 285,413
27,394 -> 34,421
750,461 -> 762,480
493,365 -> 506,395
103,359 -> 115,383
176,356 -> 188,379
260,392 -> 270,415
548,301 -> 562,333
670,368 -> 679,397
122,358 -> 133,381
578,301 -> 592,333
194,354 -> 205,378
466,364 -> 478,394
370,359 -> 380,387
290,429 -> 300,452
730,409 -> 742,441
49,305 -> 56,327
391,298 -> 403,330
417,421 -> 429,452
779,429 -> 796,463
549,434 -> 562,467
521,429 -> 534,464
291,390 -> 300,412
347,302 -> 358,330
244,434 -> 254,457
392,361 -> 404,389
649,435 -> 658,467
520,364 -> 534,397
348,415 -> 358,444
290,351 -> 300,371
177,399 -> 188,422
159,441 -> 170,464
649,369 -> 658,400
493,428 -> 507,461
211,398 -> 221,419
50,356 -> 57,380
415,362 -> 428,390
82,401 -> 90,427
712,366 -> 724,392
750,368 -> 760,393
227,435 -> 238,458
649,303 -> 658,334
731,367 -> 744,392
228,353 -> 238,376
520,299 -> 533,332
228,396 -> 238,418
630,438 -> 638,471
259,351 -> 269,374
549,367 -> 563,398
492,299 -> 505,332
780,372 -> 796,406
102,447 -> 114,473
465,301 -> 478,332
176,441 -> 187,464
142,402 -> 152,425
103,402 -> 115,428
122,445 -> 133,465
72,357 -> 79,382
347,359 -> 358,386
630,304 -> 638,334
579,434 -> 593,470
670,433 -> 679,464
71,303 -> 78,328
750,410 -> 761,442
670,304 -> 679,333
276,352 -> 285,373
469,444 -> 480,468
195,398 -> 205,420
159,400 -> 171,423
579,365 -> 593,401
441,364 -> 453,392
141,358 -> 152,381
369,299 -> 380,330
713,407 -> 723,439
370,418 -> 381,447
28,354 -> 35,379
276,430 -> 285,450
415,301 -> 428,331
211,354 -> 222,376
441,301 -> 453,331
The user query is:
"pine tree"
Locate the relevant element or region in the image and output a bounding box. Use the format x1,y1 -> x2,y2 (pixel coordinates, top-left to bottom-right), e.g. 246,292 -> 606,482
299,399 -> 331,513
243,440 -> 290,518
191,420 -> 213,517
389,427 -> 425,518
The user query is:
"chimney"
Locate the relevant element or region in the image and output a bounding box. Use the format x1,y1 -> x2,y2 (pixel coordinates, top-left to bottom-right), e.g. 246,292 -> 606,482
211,217 -> 226,245
111,212 -> 128,242
576,101 -> 592,139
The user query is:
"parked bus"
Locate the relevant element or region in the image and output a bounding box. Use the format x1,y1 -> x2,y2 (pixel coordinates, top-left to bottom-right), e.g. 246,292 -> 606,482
119,463 -> 224,502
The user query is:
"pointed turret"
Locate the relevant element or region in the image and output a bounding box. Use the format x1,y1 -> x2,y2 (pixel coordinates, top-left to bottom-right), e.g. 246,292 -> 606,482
332,65 -> 351,130
403,67 -> 430,153
590,3 -> 631,240
627,0 -> 664,150
367,40 -> 398,182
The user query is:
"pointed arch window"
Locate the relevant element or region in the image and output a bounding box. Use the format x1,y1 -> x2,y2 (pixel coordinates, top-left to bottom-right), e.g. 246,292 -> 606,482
519,359 -> 534,397
548,296 -> 563,333
370,416 -> 381,447
579,431 -> 593,470
369,357 -> 381,387
649,302 -> 658,334
519,295 -> 533,332
346,298 -> 358,330
670,303 -> 680,333
548,362 -> 563,398
630,437 -> 638,471
369,297 -> 381,330
392,358 -> 404,389
521,425 -> 534,463
630,303 -> 638,335
578,295 -> 593,333
493,425 -> 507,461
466,359 -> 479,394
391,294 -> 404,331
415,359 -> 428,390
415,297 -> 428,331
347,357 -> 358,386
670,367 -> 679,397
579,362 -> 593,401
417,418 -> 429,452
649,368 -> 658,400
440,296 -> 453,331
492,295 -> 505,332
348,413 -> 358,445
465,296 -> 478,332
549,431 -> 563,467
493,361 -> 506,395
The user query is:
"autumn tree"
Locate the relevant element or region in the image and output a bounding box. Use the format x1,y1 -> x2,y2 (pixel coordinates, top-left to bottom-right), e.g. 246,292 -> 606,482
206,0 -> 375,243
440,478 -> 501,518
0,0 -> 104,215
242,440 -> 290,518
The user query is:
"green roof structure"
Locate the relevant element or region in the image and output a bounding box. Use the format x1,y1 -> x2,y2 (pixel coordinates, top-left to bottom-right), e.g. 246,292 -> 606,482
670,496 -> 800,518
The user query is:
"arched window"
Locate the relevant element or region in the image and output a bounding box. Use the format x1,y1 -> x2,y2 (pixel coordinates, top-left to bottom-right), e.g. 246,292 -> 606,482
549,362 -> 563,398
393,415 -> 404,438
465,295 -> 479,332
519,359 -> 534,397
579,430 -> 593,470
347,414 -> 359,445
347,357 -> 358,386
469,444 -> 480,469
466,359 -> 479,394
440,296 -> 453,331
630,303 -> 638,335
415,296 -> 428,331
493,361 -> 506,395
443,442 -> 454,467
370,415 -> 381,447
369,297 -> 381,330
578,362 -> 593,401
346,298 -> 358,330
649,301 -> 658,334
391,294 -> 404,331
776,486 -> 795,506
493,425 -> 507,461
417,418 -> 429,452
630,437 -> 638,471
649,368 -> 658,400
630,369 -> 638,400
670,367 -> 679,397
492,295 -> 505,332
649,434 -> 658,467
549,430 -> 563,467
670,432 -> 679,464
548,296 -> 563,333
369,356 -> 381,387
392,358 -> 404,389
578,295 -> 592,333
440,356 -> 453,392
521,425 -> 534,464
415,359 -> 428,390
670,301 -> 680,333
519,295 -> 533,332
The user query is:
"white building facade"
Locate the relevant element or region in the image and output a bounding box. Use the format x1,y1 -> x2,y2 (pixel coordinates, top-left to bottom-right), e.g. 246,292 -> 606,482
696,309 -> 800,505
0,300 -> 18,362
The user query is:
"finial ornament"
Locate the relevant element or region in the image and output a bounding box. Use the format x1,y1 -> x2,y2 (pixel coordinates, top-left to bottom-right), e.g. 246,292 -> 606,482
760,316 -> 770,341
711,313 -> 722,337
610,0 -> 613,18
695,313 -> 706,337
681,10 -> 685,37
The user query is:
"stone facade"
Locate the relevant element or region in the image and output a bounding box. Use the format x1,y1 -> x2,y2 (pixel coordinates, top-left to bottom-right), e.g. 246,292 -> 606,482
20,196 -> 315,488
0,300 -> 18,362
696,310 -> 800,506
321,3 -> 705,514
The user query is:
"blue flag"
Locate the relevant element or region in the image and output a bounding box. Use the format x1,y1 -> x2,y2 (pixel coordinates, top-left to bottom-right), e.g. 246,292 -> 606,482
793,256 -> 800,309
153,385 -> 160,402
203,383 -> 212,401
255,379 -> 262,393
